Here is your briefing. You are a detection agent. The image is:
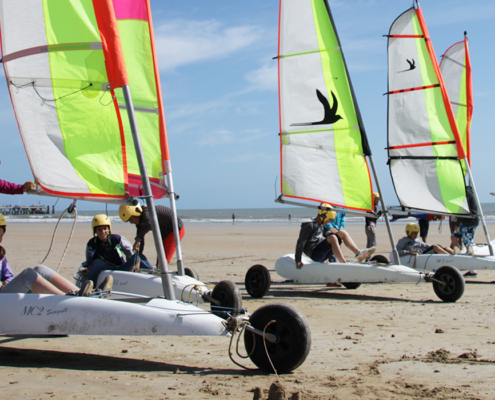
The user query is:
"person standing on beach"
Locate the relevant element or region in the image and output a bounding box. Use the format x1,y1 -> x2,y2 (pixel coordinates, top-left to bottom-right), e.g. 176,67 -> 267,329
119,203 -> 184,264
0,212 -> 109,296
232,213 -> 235,224
365,192 -> 381,248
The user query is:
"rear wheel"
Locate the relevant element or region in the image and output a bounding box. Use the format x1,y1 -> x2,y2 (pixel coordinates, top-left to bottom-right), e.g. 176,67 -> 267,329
370,255 -> 390,264
432,266 -> 465,302
245,264 -> 271,298
211,280 -> 242,317
342,282 -> 361,289
184,267 -> 199,280
244,304 -> 311,374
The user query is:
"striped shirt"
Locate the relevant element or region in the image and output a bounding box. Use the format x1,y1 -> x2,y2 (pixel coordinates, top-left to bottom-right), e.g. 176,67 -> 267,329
135,206 -> 183,252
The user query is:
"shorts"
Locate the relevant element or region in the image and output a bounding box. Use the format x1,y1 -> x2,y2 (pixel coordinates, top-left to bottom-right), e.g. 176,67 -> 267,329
326,232 -> 343,246
423,245 -> 434,254
310,239 -> 336,263
418,219 -> 429,238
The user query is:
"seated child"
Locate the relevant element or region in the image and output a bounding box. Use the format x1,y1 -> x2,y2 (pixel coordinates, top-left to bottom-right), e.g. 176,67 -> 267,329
0,213 -> 106,296
81,214 -> 153,286
397,223 -> 453,256
324,208 -> 375,263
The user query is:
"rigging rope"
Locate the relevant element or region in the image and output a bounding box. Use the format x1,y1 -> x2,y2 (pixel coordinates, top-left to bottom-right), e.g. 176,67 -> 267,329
40,203 -> 78,273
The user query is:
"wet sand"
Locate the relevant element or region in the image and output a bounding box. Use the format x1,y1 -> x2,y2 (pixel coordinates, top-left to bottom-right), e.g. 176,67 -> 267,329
2,219 -> 495,399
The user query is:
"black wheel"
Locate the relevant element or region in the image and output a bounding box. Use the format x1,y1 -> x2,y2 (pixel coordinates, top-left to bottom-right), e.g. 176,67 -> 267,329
432,266 -> 465,302
342,282 -> 362,290
210,280 -> 242,317
245,264 -> 271,298
184,267 -> 199,280
370,255 -> 390,264
244,304 -> 311,374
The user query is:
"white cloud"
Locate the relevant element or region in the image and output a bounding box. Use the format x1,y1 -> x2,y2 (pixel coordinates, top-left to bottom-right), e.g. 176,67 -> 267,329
245,61 -> 277,91
197,129 -> 234,146
154,19 -> 262,71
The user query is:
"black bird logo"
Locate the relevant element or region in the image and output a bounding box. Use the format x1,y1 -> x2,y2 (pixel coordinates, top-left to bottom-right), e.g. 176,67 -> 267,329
399,58 -> 416,72
291,89 -> 343,126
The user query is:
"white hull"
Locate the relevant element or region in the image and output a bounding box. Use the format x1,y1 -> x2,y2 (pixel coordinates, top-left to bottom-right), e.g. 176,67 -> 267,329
0,294 -> 228,336
96,271 -> 208,303
275,254 -> 426,284
392,252 -> 495,272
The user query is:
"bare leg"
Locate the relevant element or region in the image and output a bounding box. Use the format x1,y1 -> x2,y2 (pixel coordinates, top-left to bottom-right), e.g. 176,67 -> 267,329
49,273 -> 79,293
31,276 -> 65,295
336,229 -> 360,255
433,244 -> 453,255
326,235 -> 346,263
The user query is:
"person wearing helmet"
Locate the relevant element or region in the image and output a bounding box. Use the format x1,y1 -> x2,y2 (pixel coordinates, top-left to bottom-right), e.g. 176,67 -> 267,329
365,192 -> 381,248
119,203 -> 184,264
0,213 -> 99,296
396,222 -> 453,256
295,204 -> 339,273
324,207 -> 376,263
81,214 -> 153,286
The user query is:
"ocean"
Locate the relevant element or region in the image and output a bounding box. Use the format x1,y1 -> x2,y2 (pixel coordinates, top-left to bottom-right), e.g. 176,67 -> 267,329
3,204 -> 495,225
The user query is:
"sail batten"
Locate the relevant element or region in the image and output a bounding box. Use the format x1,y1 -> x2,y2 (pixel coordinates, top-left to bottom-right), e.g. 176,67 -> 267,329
278,0 -> 373,212
386,5 -> 469,215
0,0 -> 169,203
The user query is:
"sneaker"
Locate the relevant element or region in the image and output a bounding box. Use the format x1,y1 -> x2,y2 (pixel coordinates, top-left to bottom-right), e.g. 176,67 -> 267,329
463,270 -> 478,278
356,247 -> 376,263
326,282 -> 343,288
467,246 -> 474,255
97,275 -> 113,292
453,246 -> 461,255
78,280 -> 93,296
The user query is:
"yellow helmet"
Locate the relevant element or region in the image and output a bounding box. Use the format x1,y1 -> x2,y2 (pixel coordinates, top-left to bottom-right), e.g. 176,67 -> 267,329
373,192 -> 380,201
0,212 -> 6,228
92,214 -> 111,235
318,203 -> 336,221
119,204 -> 142,222
406,222 -> 420,236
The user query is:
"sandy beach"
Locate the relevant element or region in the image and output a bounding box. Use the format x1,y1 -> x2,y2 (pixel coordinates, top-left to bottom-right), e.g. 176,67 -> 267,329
2,219 -> 495,399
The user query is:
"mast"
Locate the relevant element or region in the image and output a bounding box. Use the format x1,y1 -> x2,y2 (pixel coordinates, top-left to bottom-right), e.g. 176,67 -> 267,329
122,85 -> 176,299
322,0 -> 400,262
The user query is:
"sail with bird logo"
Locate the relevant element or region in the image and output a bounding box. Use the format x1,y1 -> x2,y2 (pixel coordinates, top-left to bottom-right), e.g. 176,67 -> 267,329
0,0 -> 169,203
386,3 -> 470,215
278,0 -> 373,213
440,33 -> 472,170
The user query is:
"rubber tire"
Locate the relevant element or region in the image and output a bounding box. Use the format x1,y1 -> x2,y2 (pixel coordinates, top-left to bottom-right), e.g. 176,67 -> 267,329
244,303 -> 311,374
370,255 -> 390,264
184,267 -> 199,280
342,282 -> 362,290
245,264 -> 271,298
432,266 -> 465,303
211,280 -> 242,317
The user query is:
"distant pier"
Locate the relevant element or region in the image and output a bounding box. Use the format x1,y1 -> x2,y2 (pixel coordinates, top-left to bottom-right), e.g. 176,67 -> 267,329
0,205 -> 51,215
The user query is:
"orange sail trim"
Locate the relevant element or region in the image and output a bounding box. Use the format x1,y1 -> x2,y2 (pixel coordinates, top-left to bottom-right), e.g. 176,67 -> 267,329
92,0 -> 128,89
414,7 -> 466,160
465,37 -> 473,166
144,0 -> 170,164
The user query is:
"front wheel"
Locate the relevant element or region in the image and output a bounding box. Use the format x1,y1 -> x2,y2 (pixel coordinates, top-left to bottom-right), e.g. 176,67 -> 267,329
184,267 -> 199,280
244,304 -> 311,374
432,266 -> 465,302
370,255 -> 390,265
245,264 -> 271,298
210,280 -> 242,317
342,282 -> 361,290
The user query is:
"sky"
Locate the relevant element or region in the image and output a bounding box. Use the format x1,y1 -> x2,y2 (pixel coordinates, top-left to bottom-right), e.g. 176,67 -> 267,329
1,0 -> 495,212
